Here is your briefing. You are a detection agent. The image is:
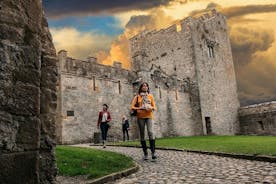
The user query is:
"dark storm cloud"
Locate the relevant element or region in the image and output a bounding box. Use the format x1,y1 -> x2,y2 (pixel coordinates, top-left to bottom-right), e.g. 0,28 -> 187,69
237,55 -> 276,106
125,8 -> 174,31
223,4 -> 276,18
230,26 -> 275,105
43,0 -> 171,18
189,3 -> 276,19
230,27 -> 274,65
189,2 -> 221,16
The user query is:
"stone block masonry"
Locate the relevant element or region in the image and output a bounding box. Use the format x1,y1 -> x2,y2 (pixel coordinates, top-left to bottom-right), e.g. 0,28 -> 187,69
239,101 -> 276,135
0,0 -> 58,183
57,50 -> 137,144
190,10 -> 240,135
58,10 -> 242,144
130,9 -> 239,136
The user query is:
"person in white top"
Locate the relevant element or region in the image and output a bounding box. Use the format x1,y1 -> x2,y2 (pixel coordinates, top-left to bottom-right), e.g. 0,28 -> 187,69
97,104 -> 111,148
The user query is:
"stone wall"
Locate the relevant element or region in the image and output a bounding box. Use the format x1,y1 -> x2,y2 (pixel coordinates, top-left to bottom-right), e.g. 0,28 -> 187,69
130,25 -> 196,80
58,51 -> 138,144
143,67 -> 203,137
58,49 -> 203,144
57,10 -> 241,144
0,0 -> 57,183
190,10 -> 240,135
129,21 -> 203,136
130,10 -> 240,136
239,102 -> 276,135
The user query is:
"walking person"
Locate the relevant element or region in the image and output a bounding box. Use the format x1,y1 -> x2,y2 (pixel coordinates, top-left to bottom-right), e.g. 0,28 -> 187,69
131,82 -> 157,161
97,104 -> 111,148
122,115 -> 130,141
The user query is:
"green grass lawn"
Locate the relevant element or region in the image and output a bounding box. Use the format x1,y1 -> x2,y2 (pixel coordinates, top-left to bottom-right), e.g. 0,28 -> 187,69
117,136 -> 276,156
56,136 -> 275,179
56,146 -> 135,179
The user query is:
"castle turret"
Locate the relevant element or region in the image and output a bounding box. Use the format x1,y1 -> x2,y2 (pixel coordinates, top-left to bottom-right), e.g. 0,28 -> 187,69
113,61 -> 122,69
131,50 -> 151,72
58,50 -> 68,72
87,56 -> 97,64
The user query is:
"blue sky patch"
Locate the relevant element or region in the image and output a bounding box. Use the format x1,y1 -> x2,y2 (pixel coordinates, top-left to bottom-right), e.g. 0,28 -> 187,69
48,16 -> 124,35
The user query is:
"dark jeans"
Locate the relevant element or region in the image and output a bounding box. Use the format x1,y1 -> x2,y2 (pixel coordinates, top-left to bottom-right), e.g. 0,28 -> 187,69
123,128 -> 129,141
100,122 -> 109,141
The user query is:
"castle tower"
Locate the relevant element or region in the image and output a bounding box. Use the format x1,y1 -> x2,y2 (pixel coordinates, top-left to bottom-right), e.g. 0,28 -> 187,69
58,49 -> 68,72
129,10 -> 240,136
129,22 -> 204,137
189,10 -> 240,135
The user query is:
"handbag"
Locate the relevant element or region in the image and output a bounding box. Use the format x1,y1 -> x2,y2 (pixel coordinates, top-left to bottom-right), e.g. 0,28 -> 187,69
130,96 -> 139,116
107,123 -> 111,129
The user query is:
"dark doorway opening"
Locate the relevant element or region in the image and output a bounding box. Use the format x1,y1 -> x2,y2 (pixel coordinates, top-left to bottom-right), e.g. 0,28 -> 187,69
258,121 -> 264,130
205,117 -> 212,135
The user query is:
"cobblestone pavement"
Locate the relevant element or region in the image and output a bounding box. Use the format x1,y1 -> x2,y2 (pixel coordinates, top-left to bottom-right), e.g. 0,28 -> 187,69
77,144 -> 276,184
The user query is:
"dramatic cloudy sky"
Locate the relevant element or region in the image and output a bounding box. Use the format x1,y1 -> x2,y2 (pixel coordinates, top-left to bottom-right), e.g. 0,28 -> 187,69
42,0 -> 276,106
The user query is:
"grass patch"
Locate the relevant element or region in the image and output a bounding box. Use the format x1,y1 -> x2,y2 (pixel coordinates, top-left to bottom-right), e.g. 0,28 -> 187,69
117,136 -> 276,156
56,146 -> 135,179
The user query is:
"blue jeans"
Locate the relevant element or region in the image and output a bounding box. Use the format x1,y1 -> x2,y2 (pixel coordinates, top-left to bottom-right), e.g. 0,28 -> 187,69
100,122 -> 109,141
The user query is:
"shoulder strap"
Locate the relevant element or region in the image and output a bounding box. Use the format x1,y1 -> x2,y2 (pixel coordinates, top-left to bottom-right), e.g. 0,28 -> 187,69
136,95 -> 139,103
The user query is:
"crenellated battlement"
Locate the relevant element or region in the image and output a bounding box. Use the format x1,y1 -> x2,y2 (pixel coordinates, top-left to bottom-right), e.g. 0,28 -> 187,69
239,101 -> 276,135
57,10 -> 252,145
58,50 -> 134,82
57,49 -> 195,93
239,101 -> 276,115
130,9 -> 224,43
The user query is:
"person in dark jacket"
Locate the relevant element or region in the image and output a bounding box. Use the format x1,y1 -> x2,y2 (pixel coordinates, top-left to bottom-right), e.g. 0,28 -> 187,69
97,104 -> 111,148
122,115 -> 129,141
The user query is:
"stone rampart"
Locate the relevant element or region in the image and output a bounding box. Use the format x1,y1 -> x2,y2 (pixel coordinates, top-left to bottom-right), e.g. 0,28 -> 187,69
239,102 -> 276,135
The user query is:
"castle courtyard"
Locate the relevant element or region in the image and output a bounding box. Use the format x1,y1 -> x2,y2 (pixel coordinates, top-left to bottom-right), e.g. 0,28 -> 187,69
1,0 -> 276,183
58,145 -> 276,184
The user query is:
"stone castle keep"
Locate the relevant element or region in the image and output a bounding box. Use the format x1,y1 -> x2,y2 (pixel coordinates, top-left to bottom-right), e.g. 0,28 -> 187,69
1,1 -> 276,182
57,10 -> 241,144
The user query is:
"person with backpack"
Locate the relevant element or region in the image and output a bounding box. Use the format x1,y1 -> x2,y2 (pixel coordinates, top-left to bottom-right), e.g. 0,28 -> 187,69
131,82 -> 157,161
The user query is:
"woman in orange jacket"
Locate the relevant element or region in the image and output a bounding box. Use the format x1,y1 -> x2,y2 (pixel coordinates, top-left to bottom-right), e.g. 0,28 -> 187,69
131,82 -> 157,161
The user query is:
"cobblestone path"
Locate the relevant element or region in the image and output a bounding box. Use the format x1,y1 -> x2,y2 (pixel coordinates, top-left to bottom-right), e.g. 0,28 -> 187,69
78,145 -> 276,184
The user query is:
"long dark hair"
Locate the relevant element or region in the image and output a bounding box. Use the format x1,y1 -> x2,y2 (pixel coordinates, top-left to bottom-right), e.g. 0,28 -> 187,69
138,82 -> 150,94
103,104 -> 108,109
